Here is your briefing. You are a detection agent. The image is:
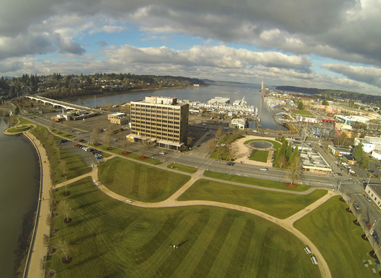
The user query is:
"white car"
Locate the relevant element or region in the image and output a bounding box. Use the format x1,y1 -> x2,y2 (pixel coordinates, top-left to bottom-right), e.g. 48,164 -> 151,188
159,152 -> 165,155
260,168 -> 268,171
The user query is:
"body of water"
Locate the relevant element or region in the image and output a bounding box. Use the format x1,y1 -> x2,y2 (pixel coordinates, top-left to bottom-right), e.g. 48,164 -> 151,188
71,82 -> 286,131
0,118 -> 40,277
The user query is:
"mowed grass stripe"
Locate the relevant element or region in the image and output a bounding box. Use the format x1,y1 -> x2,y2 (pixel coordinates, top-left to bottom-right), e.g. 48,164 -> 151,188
98,157 -> 190,202
207,217 -> 247,277
295,196 -> 376,278
191,213 -> 236,277
152,210 -> 212,277
225,219 -> 256,277
178,179 -> 327,219
50,178 -> 321,278
171,210 -> 222,278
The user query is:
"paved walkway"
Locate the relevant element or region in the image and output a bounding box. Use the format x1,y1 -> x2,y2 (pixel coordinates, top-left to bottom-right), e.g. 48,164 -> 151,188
22,127 -> 334,278
23,132 -> 52,278
232,136 -> 278,167
88,163 -> 335,278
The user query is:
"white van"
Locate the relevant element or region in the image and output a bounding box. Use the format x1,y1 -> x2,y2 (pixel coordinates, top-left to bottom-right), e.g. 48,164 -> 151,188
260,168 -> 268,171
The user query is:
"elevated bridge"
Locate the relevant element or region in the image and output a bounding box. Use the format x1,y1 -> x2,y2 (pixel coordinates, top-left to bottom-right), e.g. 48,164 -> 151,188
26,95 -> 92,111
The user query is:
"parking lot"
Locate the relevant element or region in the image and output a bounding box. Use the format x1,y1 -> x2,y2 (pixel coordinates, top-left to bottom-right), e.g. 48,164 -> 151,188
59,140 -> 103,166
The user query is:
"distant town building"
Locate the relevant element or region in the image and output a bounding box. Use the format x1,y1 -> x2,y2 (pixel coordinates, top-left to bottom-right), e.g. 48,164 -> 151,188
229,118 -> 246,129
355,136 -> 381,153
108,112 -> 128,125
127,96 -> 189,151
365,184 -> 381,208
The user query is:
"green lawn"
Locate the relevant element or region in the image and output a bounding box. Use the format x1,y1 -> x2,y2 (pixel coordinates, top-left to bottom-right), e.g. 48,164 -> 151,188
7,125 -> 31,133
249,149 -> 269,162
98,157 -> 190,202
292,110 -> 313,116
31,125 -> 91,184
294,196 -> 376,278
52,129 -> 74,138
168,163 -> 198,173
204,171 -> 310,192
47,177 -> 320,278
178,179 -> 326,219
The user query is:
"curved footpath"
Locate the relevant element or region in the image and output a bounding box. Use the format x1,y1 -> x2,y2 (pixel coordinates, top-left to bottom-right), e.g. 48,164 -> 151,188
23,129 -> 334,278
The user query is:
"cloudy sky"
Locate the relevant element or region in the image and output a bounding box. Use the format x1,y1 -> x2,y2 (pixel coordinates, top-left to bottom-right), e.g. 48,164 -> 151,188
1,0 -> 381,94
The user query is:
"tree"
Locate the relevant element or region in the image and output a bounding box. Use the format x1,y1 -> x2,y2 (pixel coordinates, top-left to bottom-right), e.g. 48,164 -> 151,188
187,137 -> 193,146
352,143 -> 365,162
276,154 -> 288,168
361,156 -> 369,170
215,127 -> 224,143
59,200 -> 72,223
287,157 -> 302,185
139,139 -> 154,157
56,239 -> 71,263
104,128 -> 114,149
289,146 -> 299,163
286,145 -> 293,160
91,127 -> 99,145
206,138 -> 215,154
298,101 -> 304,110
322,99 -> 329,106
228,143 -> 238,161
339,132 -> 348,147
215,145 -> 224,160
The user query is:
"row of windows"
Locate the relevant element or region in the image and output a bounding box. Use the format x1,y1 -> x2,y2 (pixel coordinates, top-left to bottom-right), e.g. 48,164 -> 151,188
132,131 -> 180,139
131,107 -> 180,115
132,128 -> 180,133
132,121 -> 180,126
131,114 -> 180,120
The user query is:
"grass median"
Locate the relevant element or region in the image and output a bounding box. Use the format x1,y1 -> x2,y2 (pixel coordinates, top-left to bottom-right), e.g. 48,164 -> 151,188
168,163 -> 198,173
98,157 -> 190,202
178,179 -> 326,219
294,196 -> 376,278
47,177 -> 320,278
204,170 -> 310,192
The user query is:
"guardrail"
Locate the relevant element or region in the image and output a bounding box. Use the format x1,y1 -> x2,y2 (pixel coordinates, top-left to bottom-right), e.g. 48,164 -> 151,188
22,132 -> 44,278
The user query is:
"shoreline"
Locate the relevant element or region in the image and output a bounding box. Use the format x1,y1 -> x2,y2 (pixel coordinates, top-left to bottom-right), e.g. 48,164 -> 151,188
46,85 -> 200,103
22,131 -> 52,278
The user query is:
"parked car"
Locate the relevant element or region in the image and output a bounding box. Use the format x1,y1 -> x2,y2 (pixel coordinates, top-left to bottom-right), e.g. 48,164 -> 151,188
159,152 -> 165,155
226,162 -> 235,166
365,196 -> 372,202
59,139 -> 68,144
354,203 -> 360,211
260,168 -> 268,171
79,139 -> 86,142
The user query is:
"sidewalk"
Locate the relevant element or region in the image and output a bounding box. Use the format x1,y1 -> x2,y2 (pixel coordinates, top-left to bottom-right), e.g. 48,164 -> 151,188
24,132 -> 52,278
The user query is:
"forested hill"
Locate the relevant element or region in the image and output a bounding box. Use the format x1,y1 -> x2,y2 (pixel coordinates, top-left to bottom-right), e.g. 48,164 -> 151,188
275,86 -> 381,105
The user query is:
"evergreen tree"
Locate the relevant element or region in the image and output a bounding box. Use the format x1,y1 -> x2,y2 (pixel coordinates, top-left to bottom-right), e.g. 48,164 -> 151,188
286,145 -> 293,160
352,143 -> 365,162
289,146 -> 299,163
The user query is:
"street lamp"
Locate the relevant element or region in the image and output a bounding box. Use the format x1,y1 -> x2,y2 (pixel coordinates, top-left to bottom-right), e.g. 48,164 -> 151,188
338,178 -> 352,193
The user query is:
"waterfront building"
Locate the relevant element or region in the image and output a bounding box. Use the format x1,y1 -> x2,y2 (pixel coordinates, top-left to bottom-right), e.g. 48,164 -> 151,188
229,118 -> 247,129
127,96 -> 189,151
108,112 -> 128,125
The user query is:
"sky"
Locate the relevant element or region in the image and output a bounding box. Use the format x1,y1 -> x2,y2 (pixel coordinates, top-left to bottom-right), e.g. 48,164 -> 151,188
1,0 -> 381,94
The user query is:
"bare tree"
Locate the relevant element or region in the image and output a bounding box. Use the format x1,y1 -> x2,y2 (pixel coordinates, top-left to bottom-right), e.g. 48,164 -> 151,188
91,127 -> 99,145
8,115 -> 15,128
50,121 -> 56,131
59,200 -> 72,223
206,138 -> 215,154
139,139 -> 154,157
215,127 -> 224,143
228,143 -> 238,161
187,137 -> 193,146
287,157 -> 302,185
55,239 -> 71,262
105,128 -> 114,149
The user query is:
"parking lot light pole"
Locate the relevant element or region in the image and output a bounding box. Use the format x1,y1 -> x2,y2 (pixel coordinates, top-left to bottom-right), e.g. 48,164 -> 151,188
338,178 -> 352,193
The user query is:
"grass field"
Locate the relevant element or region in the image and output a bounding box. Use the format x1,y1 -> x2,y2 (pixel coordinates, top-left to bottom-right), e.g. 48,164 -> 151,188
178,179 -> 326,219
98,157 -> 190,202
48,177 -> 321,278
168,163 -> 198,173
294,196 -> 376,278
249,149 -> 269,162
204,171 -> 310,192
30,125 -> 91,184
7,124 -> 31,133
292,109 -> 313,116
